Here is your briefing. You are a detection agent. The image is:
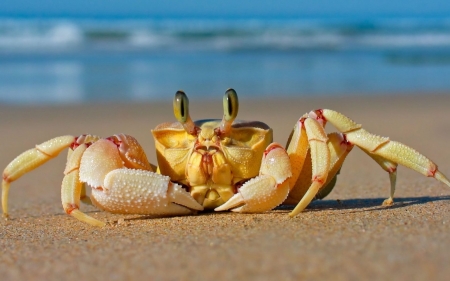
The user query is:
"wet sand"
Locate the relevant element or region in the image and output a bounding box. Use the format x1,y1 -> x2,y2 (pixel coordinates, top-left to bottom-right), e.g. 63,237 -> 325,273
1,93 -> 450,281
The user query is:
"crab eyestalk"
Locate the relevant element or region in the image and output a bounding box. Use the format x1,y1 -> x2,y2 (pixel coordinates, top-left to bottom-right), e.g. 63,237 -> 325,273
173,90 -> 197,135
220,88 -> 239,135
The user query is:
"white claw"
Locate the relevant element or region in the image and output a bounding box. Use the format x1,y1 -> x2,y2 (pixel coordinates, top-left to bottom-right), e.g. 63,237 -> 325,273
215,143 -> 291,213
214,192 -> 246,211
260,143 -> 292,183
91,168 -> 203,215
216,175 -> 290,213
78,138 -> 203,216
79,139 -> 124,188
167,182 -> 204,211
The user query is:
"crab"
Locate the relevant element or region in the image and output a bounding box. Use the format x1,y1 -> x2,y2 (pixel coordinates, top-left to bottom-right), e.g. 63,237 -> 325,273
2,89 -> 450,227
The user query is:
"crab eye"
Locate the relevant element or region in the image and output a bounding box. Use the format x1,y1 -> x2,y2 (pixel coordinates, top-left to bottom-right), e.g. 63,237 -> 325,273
173,90 -> 197,135
223,88 -> 239,121
173,90 -> 189,123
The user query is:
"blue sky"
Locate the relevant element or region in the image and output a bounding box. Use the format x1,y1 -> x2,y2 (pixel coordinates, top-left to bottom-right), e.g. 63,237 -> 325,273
1,0 -> 450,18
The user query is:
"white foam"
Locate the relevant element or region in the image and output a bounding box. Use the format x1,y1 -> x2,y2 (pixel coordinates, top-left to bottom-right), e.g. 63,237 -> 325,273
0,21 -> 82,49
359,33 -> 450,48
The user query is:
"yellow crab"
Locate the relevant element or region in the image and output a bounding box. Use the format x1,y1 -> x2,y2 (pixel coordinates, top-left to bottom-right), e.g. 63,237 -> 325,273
2,89 -> 450,227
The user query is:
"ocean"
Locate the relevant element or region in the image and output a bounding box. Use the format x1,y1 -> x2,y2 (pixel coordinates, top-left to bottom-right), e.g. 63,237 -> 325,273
1,15 -> 450,104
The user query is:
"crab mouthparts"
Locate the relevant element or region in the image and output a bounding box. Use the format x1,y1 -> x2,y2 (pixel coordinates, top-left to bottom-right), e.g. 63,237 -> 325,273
195,144 -> 220,152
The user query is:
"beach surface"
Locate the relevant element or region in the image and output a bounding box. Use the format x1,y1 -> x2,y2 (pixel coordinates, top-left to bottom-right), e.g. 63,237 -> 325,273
1,94 -> 450,281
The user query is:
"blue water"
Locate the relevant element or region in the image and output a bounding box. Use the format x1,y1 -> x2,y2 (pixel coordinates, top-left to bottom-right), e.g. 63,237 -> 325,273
1,16 -> 450,104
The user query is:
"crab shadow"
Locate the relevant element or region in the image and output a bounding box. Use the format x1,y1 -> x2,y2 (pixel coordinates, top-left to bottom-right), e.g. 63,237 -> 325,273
276,195 -> 450,213
125,195 -> 450,223
10,195 -> 449,224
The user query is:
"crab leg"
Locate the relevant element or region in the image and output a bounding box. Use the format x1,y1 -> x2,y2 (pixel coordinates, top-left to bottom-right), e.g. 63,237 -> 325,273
289,118 -> 330,217
313,109 -> 450,199
2,135 -> 77,218
285,115 -> 310,190
62,143 -> 106,227
360,148 -> 398,205
284,132 -> 354,204
215,143 -> 292,213
317,133 -> 354,199
2,135 -> 101,218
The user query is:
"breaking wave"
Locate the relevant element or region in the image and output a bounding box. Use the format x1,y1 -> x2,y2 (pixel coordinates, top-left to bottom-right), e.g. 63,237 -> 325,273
1,16 -> 450,52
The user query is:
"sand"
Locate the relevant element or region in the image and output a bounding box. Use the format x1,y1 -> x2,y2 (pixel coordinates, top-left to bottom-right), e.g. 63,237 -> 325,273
1,93 -> 450,281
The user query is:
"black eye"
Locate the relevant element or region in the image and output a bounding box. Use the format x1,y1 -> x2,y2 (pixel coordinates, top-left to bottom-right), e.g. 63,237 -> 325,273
174,90 -> 189,123
223,88 -> 238,121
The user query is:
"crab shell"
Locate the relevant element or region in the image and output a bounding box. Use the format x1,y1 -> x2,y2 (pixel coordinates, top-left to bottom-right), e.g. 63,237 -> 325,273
152,119 -> 273,209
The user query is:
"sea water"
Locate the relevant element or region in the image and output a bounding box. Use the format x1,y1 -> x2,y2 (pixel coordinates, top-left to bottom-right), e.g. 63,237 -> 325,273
1,16 -> 450,104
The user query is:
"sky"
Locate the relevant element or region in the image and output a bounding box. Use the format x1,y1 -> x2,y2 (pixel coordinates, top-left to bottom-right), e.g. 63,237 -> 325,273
1,0 -> 450,18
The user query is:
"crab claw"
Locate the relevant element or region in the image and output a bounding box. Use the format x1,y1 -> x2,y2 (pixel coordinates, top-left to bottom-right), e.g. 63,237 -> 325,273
215,143 -> 291,213
79,138 -> 203,217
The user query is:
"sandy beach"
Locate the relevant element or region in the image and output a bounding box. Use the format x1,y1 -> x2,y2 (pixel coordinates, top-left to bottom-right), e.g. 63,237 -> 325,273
1,93 -> 450,281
